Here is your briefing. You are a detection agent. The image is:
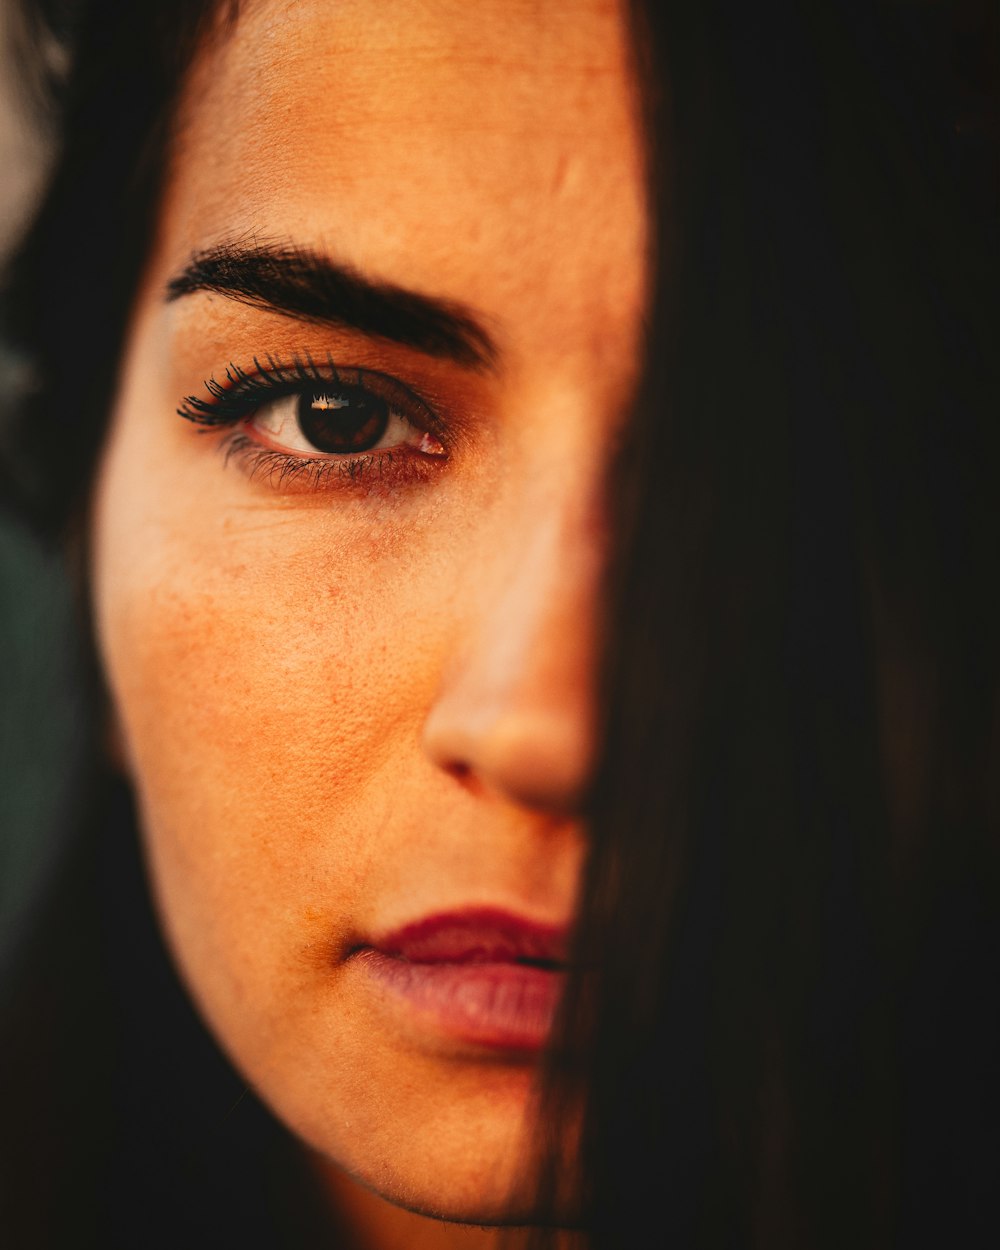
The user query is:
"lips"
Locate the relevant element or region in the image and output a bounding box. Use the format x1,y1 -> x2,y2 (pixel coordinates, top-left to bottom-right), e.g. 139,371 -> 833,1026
351,908 -> 570,1051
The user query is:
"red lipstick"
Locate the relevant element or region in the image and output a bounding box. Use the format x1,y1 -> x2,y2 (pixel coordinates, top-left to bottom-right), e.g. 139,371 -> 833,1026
353,908 -> 570,1051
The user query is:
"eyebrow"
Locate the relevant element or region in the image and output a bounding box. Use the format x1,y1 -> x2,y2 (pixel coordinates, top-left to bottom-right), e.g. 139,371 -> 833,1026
165,241 -> 498,372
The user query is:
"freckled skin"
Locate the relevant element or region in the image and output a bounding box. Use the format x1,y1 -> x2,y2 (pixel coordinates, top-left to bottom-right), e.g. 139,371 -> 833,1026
92,0 -> 646,1235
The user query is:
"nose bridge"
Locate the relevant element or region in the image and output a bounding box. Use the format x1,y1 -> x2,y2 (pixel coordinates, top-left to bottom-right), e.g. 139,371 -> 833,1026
422,454 -> 603,814
497,470 -> 599,695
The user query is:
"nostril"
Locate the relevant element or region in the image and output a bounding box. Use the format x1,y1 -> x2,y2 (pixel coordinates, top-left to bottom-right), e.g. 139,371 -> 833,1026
438,757 -> 493,800
444,760 -> 475,787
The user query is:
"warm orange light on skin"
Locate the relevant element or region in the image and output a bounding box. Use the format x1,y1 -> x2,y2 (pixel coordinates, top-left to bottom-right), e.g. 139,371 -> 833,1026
91,0 -> 647,1239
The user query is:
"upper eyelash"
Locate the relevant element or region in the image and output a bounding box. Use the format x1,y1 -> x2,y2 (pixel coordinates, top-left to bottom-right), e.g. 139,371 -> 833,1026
176,351 -> 440,435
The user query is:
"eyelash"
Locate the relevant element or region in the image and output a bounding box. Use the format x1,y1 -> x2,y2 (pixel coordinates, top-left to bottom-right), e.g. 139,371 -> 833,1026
177,353 -> 446,490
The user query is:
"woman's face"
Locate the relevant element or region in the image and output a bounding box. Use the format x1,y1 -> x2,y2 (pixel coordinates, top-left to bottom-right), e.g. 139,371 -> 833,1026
93,0 -> 646,1224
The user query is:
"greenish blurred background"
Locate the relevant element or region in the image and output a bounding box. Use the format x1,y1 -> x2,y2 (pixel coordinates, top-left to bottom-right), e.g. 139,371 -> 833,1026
0,0 -> 87,960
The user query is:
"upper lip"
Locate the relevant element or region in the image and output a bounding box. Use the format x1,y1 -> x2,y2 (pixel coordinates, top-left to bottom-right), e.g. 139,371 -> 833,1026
362,907 -> 571,967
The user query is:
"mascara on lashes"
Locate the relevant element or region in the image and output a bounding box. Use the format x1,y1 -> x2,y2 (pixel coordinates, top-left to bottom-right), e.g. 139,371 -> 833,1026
176,353 -> 441,436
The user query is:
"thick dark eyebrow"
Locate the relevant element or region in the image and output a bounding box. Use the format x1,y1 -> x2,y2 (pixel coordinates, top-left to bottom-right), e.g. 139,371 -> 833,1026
165,242 -> 498,372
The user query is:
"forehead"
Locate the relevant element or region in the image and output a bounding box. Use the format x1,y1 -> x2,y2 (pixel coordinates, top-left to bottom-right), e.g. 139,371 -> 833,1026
158,0 -> 647,364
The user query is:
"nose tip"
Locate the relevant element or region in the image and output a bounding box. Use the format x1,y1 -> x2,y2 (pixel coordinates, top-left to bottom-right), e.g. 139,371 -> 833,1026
424,689 -> 596,814
421,502 -> 601,815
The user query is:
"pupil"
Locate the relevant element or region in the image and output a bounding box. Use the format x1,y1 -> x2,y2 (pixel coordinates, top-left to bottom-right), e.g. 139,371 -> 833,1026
297,387 -> 389,453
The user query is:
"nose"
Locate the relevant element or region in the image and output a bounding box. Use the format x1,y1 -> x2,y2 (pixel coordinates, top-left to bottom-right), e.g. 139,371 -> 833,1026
422,478 -> 602,815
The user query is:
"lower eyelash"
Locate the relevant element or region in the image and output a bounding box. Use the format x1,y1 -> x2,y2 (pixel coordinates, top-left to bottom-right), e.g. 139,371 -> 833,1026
221,432 -> 431,491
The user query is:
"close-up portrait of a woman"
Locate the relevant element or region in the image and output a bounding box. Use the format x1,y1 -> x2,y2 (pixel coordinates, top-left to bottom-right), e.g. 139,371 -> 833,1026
0,1 -> 997,1247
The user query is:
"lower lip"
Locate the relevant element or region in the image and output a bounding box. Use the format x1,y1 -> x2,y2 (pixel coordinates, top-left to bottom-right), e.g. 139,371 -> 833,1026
355,950 -> 566,1051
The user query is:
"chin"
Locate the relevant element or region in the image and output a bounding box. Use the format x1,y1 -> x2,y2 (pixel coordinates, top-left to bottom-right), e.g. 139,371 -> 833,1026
289,1054 -> 550,1225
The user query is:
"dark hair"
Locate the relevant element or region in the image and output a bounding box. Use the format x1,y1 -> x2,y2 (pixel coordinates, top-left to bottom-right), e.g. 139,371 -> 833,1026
2,1 -> 998,1247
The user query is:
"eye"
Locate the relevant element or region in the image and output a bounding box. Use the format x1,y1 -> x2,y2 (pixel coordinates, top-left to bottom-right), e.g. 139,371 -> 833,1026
250,380 -> 445,458
178,359 -> 448,467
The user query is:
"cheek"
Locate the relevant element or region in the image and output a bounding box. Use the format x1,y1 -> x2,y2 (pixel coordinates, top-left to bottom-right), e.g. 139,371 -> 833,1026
104,547 -> 408,824
90,416 -> 452,1036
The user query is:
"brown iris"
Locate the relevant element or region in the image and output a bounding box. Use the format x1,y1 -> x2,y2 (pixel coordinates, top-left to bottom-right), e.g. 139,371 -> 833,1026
298,386 -> 390,453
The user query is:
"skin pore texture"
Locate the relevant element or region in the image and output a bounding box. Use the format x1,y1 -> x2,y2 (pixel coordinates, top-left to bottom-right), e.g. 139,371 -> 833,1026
91,0 -> 647,1244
